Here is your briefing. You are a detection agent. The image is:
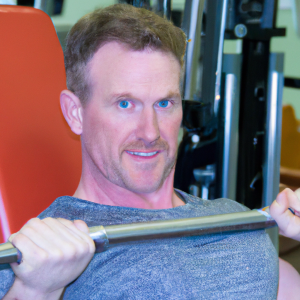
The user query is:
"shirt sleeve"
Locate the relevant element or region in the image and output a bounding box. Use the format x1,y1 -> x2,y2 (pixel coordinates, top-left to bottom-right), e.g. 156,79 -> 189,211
0,265 -> 15,298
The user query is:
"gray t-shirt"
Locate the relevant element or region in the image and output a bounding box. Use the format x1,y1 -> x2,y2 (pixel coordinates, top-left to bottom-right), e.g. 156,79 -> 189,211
0,190 -> 278,299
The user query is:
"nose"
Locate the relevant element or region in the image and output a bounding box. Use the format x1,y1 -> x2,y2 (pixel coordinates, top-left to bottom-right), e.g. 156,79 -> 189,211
136,107 -> 160,144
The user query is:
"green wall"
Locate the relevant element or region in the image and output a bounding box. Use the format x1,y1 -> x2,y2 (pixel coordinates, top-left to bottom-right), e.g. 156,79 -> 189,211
272,8 -> 300,118
224,8 -> 300,118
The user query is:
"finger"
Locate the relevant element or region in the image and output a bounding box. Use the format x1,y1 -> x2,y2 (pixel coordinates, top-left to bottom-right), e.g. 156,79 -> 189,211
73,220 -> 89,235
270,190 -> 293,233
54,219 -> 95,253
289,188 -> 300,214
8,232 -> 18,243
20,218 -> 93,268
22,218 -> 94,256
294,188 -> 300,199
10,232 -> 48,270
19,218 -> 76,253
270,188 -> 299,219
270,189 -> 300,239
270,190 -> 289,219
42,218 -> 94,251
273,188 -> 300,218
43,218 -> 84,241
275,188 -> 293,211
59,219 -> 95,253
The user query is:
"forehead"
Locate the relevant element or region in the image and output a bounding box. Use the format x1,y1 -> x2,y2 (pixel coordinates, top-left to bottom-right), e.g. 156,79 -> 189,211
87,42 -> 181,100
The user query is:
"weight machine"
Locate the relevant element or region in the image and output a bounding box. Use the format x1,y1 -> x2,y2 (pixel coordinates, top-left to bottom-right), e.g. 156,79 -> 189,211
122,0 -> 285,248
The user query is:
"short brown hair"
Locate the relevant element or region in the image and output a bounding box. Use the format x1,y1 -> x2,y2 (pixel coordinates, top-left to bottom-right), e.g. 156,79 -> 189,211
64,3 -> 186,105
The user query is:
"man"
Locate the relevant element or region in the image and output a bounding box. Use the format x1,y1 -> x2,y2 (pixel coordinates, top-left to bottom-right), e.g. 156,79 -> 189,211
0,4 -> 283,299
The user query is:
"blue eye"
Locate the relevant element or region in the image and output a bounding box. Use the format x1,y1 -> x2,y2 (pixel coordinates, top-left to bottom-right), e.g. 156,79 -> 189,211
119,100 -> 130,108
158,100 -> 169,108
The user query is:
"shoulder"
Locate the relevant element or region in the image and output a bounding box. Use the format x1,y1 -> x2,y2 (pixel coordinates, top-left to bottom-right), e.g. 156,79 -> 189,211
36,196 -> 130,226
176,190 -> 278,296
176,189 -> 249,214
37,195 -> 92,220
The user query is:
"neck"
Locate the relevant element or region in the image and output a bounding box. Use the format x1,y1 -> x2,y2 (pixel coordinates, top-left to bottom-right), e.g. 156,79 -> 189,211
73,165 -> 184,210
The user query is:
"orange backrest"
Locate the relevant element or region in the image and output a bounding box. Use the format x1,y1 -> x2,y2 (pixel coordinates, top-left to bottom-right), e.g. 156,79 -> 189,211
0,6 -> 81,241
281,105 -> 300,169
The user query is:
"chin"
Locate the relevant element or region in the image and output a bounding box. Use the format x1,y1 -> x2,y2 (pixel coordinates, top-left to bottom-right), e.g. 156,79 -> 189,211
123,177 -> 164,194
111,164 -> 175,194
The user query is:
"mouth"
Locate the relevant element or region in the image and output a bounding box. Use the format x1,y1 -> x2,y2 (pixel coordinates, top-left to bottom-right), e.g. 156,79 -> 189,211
125,150 -> 159,158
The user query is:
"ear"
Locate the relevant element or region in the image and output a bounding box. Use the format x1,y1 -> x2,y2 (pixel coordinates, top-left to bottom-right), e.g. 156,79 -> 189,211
60,90 -> 83,135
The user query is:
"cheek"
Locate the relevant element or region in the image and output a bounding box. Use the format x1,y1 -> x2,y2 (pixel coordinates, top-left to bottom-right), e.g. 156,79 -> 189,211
82,110 -> 111,155
159,114 -> 182,148
101,114 -> 137,152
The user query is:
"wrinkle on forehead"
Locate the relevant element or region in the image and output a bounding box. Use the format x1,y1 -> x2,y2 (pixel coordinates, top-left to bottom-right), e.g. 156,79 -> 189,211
87,42 -> 181,103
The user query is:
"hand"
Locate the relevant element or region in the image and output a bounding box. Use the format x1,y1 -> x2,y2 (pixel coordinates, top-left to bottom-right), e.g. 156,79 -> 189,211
4,218 -> 95,300
269,188 -> 300,241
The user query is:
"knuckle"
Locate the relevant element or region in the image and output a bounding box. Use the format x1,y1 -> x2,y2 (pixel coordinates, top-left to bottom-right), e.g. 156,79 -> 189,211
20,225 -> 35,237
57,218 -> 74,226
87,238 -> 96,253
26,218 -> 41,228
74,219 -> 87,227
42,217 -> 58,225
65,241 -> 90,261
50,248 -> 64,261
38,249 -> 49,262
8,233 -> 17,243
78,241 -> 90,254
73,220 -> 89,233
11,232 -> 26,245
64,244 -> 78,258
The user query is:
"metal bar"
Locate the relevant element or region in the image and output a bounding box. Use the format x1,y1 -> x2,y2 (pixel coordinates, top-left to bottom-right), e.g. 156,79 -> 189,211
182,0 -> 205,100
292,0 -> 300,38
152,0 -> 172,19
0,242 -> 20,264
0,209 -> 276,264
262,53 -> 284,251
262,53 -> 284,208
214,0 -> 229,115
120,0 -> 151,9
284,77 -> 300,89
261,0 -> 277,29
105,209 -> 275,242
222,74 -> 236,198
201,0 -> 222,108
221,54 -> 242,200
34,0 -> 54,15
236,40 -> 270,209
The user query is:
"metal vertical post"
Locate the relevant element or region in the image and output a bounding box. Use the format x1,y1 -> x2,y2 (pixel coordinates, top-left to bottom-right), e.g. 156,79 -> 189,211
181,0 -> 205,100
221,54 -> 242,200
262,53 -> 284,251
214,0 -> 229,115
120,0 -> 151,9
152,0 -> 172,19
34,0 -> 54,15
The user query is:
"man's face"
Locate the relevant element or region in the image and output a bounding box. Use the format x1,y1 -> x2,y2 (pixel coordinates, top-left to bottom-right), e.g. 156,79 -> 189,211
81,42 -> 182,194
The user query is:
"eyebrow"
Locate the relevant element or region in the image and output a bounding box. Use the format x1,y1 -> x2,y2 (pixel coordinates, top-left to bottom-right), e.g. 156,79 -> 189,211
111,91 -> 181,102
163,92 -> 182,100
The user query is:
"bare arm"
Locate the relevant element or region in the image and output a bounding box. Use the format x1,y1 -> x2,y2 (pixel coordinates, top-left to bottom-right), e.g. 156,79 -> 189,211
278,258 -> 300,300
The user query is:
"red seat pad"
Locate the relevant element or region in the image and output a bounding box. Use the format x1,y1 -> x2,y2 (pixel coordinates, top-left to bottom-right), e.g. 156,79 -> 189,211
0,6 -> 81,240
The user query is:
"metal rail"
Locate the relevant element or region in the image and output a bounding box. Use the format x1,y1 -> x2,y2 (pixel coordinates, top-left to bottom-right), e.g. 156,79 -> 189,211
0,209 -> 276,264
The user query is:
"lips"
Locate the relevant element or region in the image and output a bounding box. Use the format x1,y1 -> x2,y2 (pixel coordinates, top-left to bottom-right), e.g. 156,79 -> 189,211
126,151 -> 158,157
